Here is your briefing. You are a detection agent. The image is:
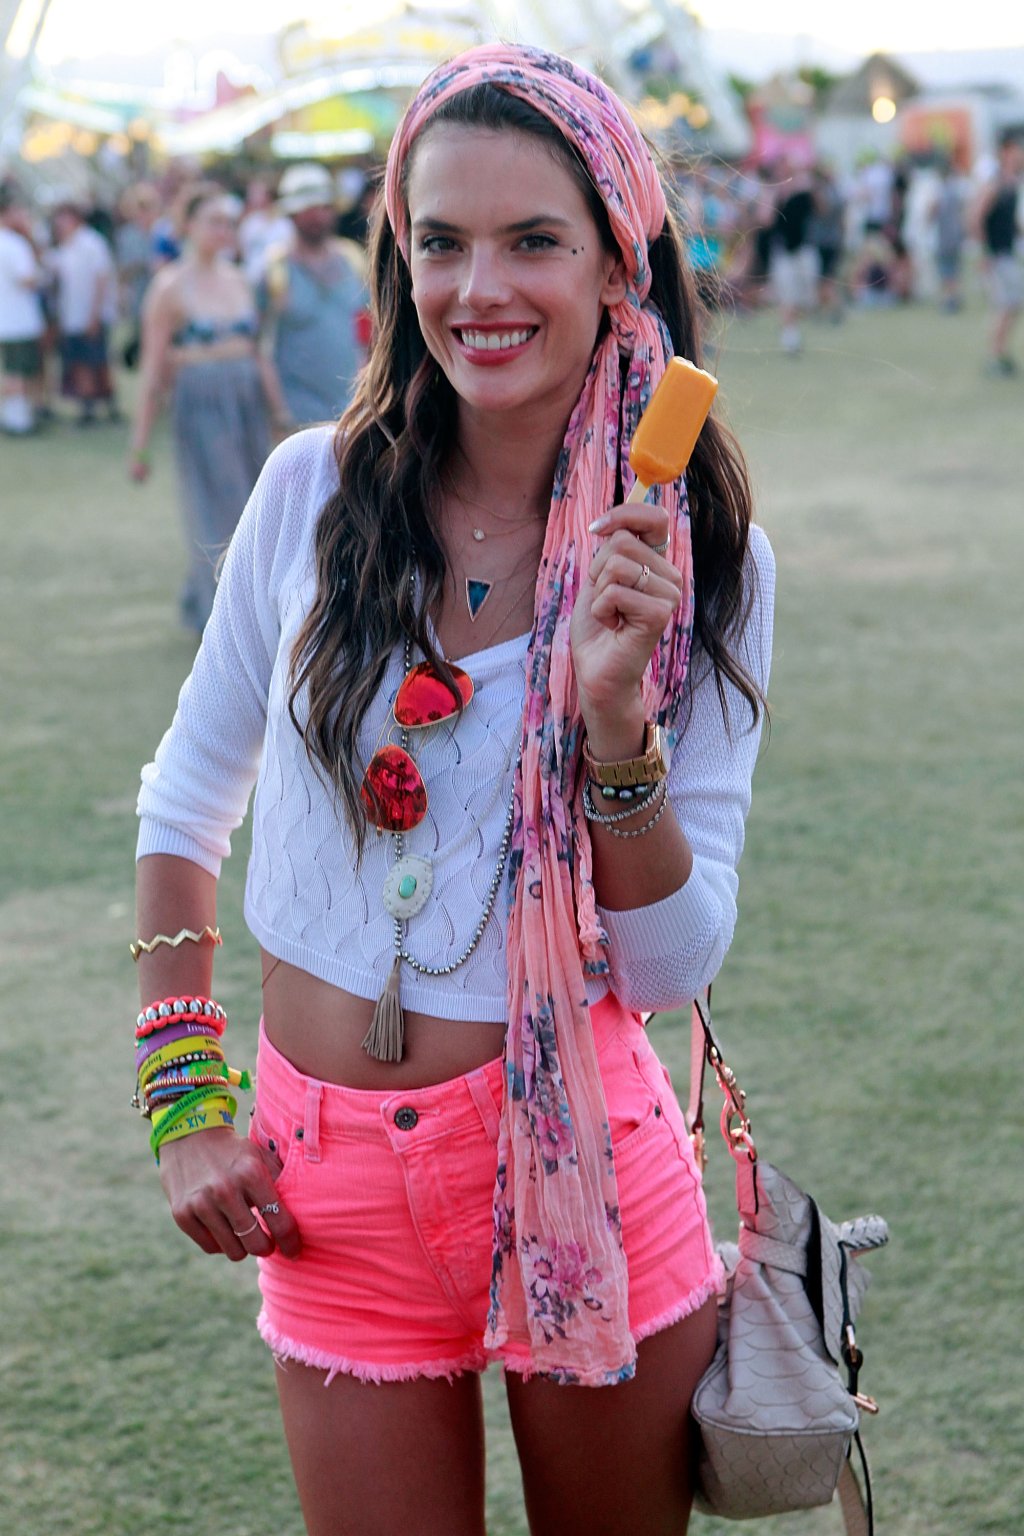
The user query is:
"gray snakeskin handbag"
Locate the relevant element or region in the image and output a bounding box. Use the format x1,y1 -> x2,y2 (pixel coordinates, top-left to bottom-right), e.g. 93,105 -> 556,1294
685,993 -> 889,1534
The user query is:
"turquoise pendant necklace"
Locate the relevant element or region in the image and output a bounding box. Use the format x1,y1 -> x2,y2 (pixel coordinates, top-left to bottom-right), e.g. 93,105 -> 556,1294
466,577 -> 492,622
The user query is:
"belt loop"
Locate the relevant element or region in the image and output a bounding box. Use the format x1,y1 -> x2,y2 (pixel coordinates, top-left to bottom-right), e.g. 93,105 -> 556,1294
466,1068 -> 501,1142
303,1081 -> 323,1162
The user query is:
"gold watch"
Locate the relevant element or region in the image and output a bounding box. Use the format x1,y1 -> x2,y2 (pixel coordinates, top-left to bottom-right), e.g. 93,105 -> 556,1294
583,721 -> 671,788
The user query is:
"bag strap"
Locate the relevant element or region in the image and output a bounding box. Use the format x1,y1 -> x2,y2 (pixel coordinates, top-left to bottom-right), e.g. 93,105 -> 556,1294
687,991 -> 876,1536
685,989 -> 709,1168
836,1433 -> 874,1536
687,988 -> 758,1170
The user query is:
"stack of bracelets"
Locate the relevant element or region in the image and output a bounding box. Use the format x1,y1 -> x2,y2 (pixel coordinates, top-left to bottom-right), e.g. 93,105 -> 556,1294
581,721 -> 672,840
581,776 -> 669,838
133,995 -> 251,1161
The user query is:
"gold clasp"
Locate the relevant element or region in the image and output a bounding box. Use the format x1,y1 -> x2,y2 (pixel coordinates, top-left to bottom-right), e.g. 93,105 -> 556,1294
710,1044 -> 757,1161
852,1393 -> 880,1415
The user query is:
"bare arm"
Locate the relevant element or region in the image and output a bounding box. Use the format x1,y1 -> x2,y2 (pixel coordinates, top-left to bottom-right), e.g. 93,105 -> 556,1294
128,275 -> 177,476
135,852 -> 301,1261
571,503 -> 694,911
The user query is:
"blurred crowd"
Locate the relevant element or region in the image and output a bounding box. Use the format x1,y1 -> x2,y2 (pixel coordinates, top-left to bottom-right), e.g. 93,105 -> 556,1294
0,132 -> 1020,626
673,129 -> 1024,366
1,133 -> 1022,440
0,161 -> 374,442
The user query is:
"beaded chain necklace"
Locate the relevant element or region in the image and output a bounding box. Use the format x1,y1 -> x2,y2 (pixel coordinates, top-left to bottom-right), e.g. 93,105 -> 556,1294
363,627 -> 520,1061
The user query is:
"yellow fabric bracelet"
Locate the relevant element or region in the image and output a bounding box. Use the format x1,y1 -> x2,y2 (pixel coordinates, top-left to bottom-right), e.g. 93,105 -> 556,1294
152,1096 -> 237,1159
137,1037 -> 225,1087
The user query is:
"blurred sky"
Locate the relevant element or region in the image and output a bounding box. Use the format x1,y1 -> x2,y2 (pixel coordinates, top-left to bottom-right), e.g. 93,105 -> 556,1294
8,0 -> 1023,65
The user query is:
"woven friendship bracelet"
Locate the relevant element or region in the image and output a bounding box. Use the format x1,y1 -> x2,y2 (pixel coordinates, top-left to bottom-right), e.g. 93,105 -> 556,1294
130,926 -> 222,962
151,1095 -> 238,1160
150,1087 -> 239,1158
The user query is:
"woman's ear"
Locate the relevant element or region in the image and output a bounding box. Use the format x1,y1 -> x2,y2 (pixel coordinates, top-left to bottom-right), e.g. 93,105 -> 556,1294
600,255 -> 629,308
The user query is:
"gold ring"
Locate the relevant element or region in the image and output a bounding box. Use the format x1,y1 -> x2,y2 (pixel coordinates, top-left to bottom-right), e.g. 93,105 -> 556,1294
633,564 -> 651,591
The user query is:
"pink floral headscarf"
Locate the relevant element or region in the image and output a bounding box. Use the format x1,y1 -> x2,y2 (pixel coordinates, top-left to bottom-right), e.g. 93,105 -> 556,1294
385,43 -> 694,1384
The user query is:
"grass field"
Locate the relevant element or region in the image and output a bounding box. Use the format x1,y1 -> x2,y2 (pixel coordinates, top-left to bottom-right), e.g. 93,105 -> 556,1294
2,297 -> 1022,1535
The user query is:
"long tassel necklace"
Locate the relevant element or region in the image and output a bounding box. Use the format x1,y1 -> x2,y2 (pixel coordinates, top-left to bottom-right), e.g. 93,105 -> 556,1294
362,616 -> 526,1063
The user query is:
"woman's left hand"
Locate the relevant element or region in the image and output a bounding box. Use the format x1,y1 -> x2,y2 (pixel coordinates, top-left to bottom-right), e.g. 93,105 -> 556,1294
570,503 -> 683,749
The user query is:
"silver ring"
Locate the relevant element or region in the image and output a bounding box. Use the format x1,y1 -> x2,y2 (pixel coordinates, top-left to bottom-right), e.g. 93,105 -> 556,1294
258,1202 -> 280,1217
650,539 -> 669,555
633,563 -> 651,591
233,1219 -> 259,1238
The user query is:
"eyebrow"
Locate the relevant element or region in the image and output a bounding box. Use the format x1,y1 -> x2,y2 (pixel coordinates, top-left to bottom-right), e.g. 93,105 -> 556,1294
412,214 -> 574,234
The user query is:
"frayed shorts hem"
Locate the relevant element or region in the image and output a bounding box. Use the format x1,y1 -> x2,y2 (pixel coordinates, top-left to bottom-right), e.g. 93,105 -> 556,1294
259,1263 -> 724,1389
258,1310 -> 488,1386
500,1263 -> 724,1382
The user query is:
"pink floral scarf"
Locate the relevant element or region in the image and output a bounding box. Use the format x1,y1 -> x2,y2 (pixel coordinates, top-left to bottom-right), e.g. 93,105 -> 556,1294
385,44 -> 694,1384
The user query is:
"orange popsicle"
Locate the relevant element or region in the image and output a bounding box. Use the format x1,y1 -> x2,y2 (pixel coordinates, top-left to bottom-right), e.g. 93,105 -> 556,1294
626,357 -> 718,501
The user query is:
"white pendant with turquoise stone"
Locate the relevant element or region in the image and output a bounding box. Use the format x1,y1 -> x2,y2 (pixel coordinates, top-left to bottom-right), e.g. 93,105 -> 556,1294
382,855 -> 434,919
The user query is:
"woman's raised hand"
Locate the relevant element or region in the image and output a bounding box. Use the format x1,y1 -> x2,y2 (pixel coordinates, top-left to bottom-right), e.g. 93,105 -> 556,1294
570,503 -> 683,750
158,1126 -> 302,1263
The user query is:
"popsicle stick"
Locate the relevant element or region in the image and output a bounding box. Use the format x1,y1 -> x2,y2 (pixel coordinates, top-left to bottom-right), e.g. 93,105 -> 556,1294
626,477 -> 649,504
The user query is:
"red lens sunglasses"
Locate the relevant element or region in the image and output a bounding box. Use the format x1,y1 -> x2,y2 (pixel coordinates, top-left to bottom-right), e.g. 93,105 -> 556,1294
360,660 -> 474,834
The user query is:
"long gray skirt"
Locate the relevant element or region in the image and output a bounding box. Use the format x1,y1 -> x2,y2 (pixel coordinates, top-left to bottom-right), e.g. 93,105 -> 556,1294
171,356 -> 269,632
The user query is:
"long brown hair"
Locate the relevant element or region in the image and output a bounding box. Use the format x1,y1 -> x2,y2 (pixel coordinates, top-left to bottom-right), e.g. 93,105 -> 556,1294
289,85 -> 763,858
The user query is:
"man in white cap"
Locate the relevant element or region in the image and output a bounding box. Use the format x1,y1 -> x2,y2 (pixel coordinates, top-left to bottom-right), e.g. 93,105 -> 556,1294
259,163 -> 369,429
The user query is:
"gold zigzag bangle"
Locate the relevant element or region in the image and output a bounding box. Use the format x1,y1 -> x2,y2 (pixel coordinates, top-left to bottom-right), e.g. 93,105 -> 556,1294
130,926 -> 223,963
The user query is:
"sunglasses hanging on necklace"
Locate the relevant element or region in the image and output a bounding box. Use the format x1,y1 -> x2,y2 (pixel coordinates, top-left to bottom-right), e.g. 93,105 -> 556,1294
361,584 -> 528,1062
360,655 -> 474,835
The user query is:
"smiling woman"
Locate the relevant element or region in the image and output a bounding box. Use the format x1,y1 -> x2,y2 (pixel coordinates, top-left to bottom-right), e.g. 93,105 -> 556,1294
406,126 -> 626,433
132,40 -> 773,1536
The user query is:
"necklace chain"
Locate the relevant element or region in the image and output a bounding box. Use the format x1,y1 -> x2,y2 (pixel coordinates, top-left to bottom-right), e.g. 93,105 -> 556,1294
388,629 -> 519,976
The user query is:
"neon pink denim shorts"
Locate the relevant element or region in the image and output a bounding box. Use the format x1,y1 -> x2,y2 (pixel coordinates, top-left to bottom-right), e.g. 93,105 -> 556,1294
252,993 -> 721,1384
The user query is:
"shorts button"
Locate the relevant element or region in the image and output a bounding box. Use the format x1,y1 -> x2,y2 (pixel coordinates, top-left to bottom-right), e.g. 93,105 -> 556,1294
394,1106 -> 419,1131
654,1104 -> 663,1118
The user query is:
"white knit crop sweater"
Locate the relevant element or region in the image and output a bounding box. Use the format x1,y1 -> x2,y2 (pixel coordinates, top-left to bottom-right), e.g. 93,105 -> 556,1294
137,427 -> 775,1021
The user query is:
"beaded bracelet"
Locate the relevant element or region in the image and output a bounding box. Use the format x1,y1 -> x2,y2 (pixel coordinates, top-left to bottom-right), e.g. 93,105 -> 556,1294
141,1059 -> 226,1095
607,788 -> 672,839
145,1072 -> 235,1103
136,1041 -> 226,1087
145,1065 -> 251,1105
152,1095 -> 238,1160
582,778 -> 667,826
135,997 -> 227,1041
132,1050 -> 225,1112
590,779 -> 659,807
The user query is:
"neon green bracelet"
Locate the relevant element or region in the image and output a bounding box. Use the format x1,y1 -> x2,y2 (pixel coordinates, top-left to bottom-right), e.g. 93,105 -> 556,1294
153,1097 -> 237,1159
150,1086 -> 238,1158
